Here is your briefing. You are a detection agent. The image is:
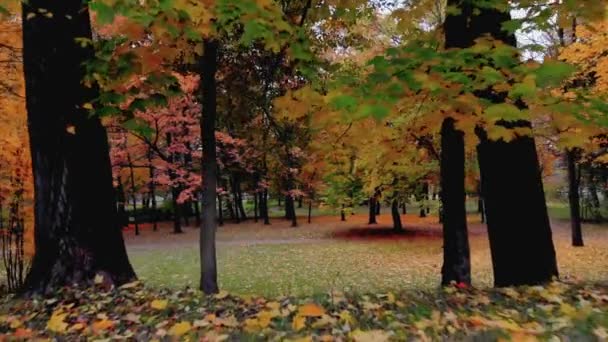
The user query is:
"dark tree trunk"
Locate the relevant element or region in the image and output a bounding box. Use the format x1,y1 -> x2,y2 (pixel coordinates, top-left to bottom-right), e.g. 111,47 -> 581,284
402,202 -> 407,214
193,195 -> 201,227
21,0 -> 135,292
278,196 -> 282,207
182,202 -> 190,226
308,200 -> 312,223
419,206 -> 426,218
298,196 -> 303,208
450,0 -> 558,287
391,199 -> 403,232
217,194 -> 224,227
375,200 -> 381,215
439,117 -> 471,286
285,195 -> 297,227
477,124 -> 558,286
127,154 -> 139,236
199,39 -> 219,294
341,204 -> 346,221
566,149 -> 583,246
171,187 -> 183,234
368,197 -> 377,224
231,175 -> 240,224
237,188 -> 247,221
261,190 -> 270,225
147,150 -> 158,231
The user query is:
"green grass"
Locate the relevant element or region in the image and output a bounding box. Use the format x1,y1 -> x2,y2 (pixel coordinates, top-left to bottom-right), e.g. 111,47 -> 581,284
127,220 -> 608,297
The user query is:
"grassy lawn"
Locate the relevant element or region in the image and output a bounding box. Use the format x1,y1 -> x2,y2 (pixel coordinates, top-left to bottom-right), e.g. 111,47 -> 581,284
126,211 -> 608,297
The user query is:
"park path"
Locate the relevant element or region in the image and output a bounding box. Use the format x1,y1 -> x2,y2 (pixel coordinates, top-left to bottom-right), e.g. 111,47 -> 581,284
123,212 -> 577,252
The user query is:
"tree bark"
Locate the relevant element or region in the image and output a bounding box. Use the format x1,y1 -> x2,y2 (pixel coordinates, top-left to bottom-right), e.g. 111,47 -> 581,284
375,200 -> 381,215
341,204 -> 346,221
566,149 -> 583,246
21,0 -> 135,292
368,197 -> 377,224
199,39 -> 219,294
391,199 -> 403,232
308,200 -> 312,223
261,189 -> 270,225
439,117 -> 471,285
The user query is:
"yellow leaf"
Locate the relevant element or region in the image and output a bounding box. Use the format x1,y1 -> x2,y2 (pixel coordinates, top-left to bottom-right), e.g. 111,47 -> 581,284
297,303 -> 325,317
69,323 -> 85,332
351,329 -> 391,342
339,310 -> 355,325
9,318 -> 22,329
82,102 -> 94,110
292,315 -> 306,331
94,273 -> 104,284
46,311 -> 68,334
150,299 -> 168,310
168,321 -> 192,337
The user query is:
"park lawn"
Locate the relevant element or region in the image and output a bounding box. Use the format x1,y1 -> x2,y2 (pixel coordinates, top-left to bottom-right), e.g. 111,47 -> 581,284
125,213 -> 608,297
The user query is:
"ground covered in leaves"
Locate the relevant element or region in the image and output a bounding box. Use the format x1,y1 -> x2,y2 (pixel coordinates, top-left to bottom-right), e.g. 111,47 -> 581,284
125,213 -> 608,296
0,281 -> 607,341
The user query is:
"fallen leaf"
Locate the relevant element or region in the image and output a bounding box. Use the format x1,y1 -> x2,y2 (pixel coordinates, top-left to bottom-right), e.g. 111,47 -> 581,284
298,303 -> 325,317
150,299 -> 168,310
168,321 -> 192,337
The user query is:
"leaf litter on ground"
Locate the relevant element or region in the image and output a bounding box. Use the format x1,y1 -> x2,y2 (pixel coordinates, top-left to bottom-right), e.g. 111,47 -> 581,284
0,280 -> 607,341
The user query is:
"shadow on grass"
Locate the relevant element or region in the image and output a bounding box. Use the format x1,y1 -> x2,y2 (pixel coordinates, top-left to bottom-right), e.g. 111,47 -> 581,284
331,226 -> 443,241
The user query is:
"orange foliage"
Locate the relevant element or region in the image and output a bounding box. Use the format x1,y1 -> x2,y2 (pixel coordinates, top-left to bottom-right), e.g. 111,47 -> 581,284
0,17 -> 34,257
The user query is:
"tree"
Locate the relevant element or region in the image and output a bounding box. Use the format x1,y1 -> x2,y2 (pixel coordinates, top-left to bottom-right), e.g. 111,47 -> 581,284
439,0 -> 471,286
199,39 -> 219,295
464,1 -> 559,286
21,0 -> 135,292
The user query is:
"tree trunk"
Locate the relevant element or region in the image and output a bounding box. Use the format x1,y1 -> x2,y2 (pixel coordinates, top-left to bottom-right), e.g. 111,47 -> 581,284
193,195 -> 201,227
402,202 -> 407,215
439,117 -> 471,286
147,150 -> 158,231
298,196 -> 303,208
451,0 -> 558,287
341,204 -> 346,221
199,39 -> 219,294
127,153 -> 139,236
237,188 -> 247,221
171,187 -> 183,234
368,197 -> 377,224
217,194 -> 224,227
21,0 -> 135,292
285,195 -> 297,227
231,175 -> 240,224
566,149 -> 583,246
308,200 -> 312,223
375,200 -> 380,215
391,199 -> 403,232
278,196 -> 282,207
262,189 -> 270,225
